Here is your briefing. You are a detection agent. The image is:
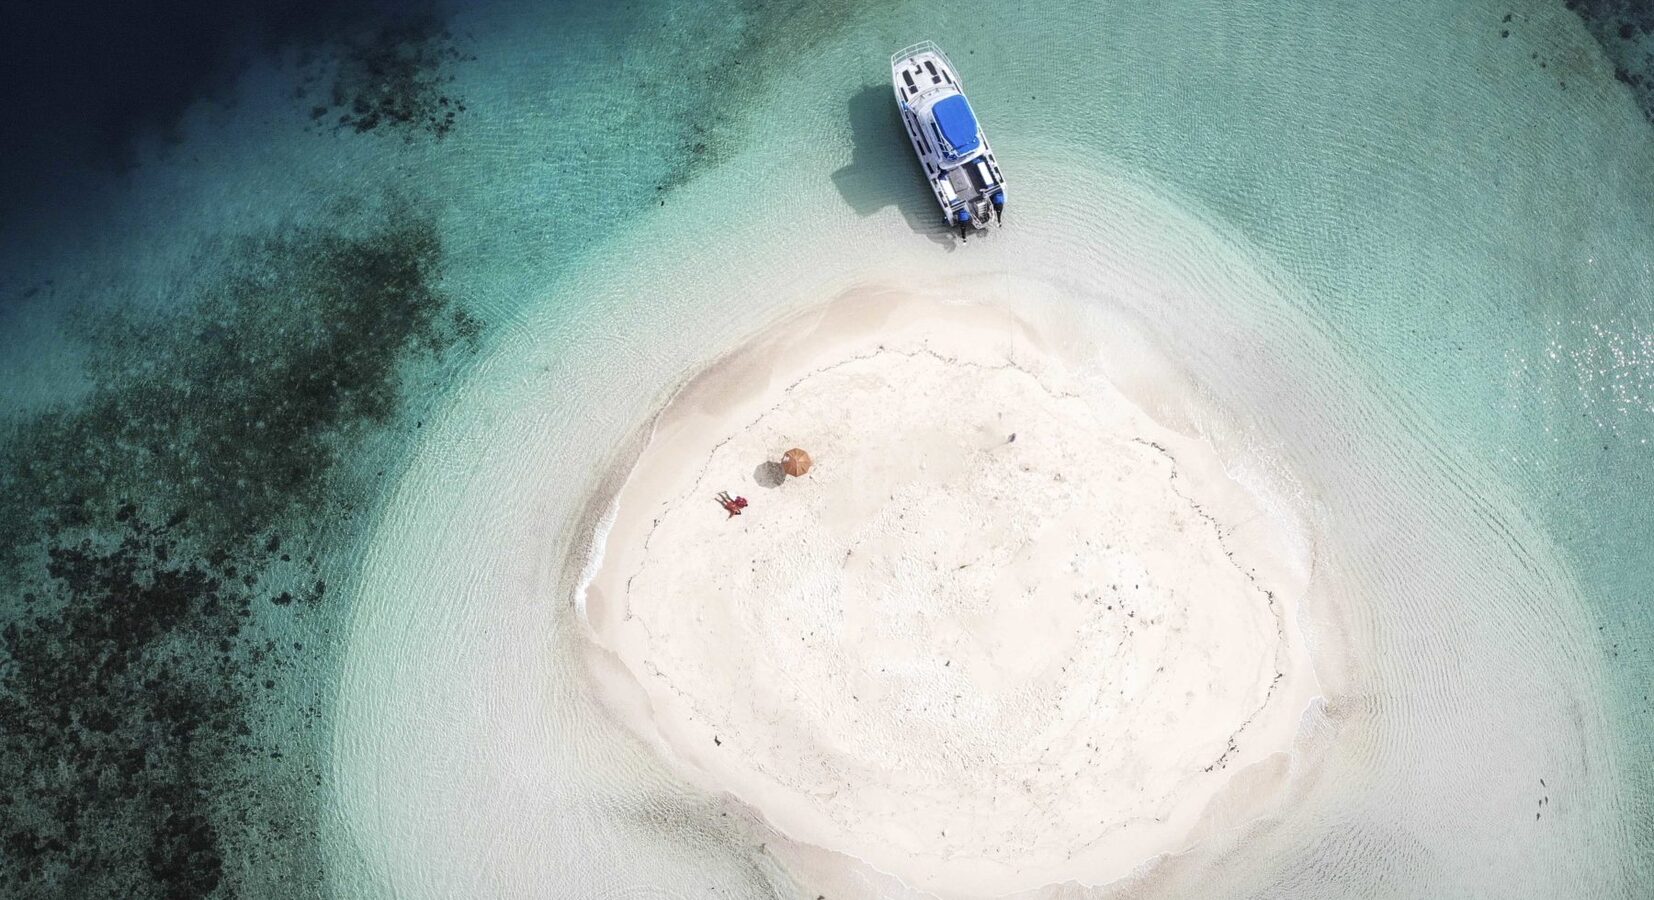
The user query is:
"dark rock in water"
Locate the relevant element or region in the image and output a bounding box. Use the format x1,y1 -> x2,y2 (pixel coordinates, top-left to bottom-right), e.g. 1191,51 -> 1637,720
302,17 -> 473,141
1562,0 -> 1654,123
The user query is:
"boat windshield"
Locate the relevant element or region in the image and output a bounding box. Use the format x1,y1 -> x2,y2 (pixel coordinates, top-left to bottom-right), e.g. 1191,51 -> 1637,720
932,94 -> 980,157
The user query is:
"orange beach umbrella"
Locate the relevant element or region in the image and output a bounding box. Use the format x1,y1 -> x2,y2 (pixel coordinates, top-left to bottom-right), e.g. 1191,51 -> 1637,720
782,447 -> 812,478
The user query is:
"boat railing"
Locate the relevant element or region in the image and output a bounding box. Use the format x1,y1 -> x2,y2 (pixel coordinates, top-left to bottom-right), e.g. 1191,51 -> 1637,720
890,40 -> 963,87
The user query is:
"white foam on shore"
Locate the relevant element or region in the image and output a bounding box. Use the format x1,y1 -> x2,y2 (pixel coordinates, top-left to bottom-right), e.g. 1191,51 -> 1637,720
572,493 -> 620,627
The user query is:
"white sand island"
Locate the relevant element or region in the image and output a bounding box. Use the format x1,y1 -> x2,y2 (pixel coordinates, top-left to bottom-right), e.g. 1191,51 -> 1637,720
581,290 -> 1319,896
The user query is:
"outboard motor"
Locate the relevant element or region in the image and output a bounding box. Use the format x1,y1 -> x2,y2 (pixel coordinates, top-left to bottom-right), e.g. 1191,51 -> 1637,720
958,207 -> 971,241
992,190 -> 1005,225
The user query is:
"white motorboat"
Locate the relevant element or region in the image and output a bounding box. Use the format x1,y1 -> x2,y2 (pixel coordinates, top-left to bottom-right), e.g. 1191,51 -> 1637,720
890,41 -> 1006,240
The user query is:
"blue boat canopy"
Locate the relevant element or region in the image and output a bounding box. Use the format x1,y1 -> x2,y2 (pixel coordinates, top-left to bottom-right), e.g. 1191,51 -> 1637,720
932,94 -> 980,157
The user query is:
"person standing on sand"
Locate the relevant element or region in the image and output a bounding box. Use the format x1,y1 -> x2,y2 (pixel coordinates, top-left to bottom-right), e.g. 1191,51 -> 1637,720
715,491 -> 749,518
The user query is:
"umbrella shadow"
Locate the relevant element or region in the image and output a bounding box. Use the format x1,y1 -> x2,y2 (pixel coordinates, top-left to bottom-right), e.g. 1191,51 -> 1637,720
753,460 -> 785,488
830,84 -> 955,248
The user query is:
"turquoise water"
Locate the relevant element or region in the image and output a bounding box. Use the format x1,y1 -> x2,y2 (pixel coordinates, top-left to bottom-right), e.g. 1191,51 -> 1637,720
1,0 -> 1650,896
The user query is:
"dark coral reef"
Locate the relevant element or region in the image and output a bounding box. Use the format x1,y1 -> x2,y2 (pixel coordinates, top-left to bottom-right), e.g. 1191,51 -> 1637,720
0,210 -> 481,898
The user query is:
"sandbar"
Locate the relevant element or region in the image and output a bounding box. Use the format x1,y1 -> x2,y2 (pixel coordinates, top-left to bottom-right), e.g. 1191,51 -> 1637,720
580,288 -> 1318,896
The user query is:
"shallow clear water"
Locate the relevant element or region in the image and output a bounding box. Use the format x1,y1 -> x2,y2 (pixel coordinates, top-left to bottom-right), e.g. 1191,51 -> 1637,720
1,0 -> 1650,897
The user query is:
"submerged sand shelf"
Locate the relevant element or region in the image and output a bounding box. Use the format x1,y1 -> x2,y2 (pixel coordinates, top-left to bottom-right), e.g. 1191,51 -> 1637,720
581,291 -> 1319,896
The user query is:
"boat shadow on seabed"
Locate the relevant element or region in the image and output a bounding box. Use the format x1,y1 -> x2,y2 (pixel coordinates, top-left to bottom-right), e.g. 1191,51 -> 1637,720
830,84 -> 959,249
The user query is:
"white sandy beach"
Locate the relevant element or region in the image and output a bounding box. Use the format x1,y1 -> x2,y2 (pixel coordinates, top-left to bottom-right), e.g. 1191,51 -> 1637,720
581,291 -> 1319,896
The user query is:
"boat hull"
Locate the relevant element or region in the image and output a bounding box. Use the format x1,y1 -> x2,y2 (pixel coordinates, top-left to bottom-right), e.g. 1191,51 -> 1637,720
890,41 -> 1006,236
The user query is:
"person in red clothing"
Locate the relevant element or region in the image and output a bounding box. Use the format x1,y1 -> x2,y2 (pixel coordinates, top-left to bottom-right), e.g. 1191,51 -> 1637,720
715,491 -> 749,518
